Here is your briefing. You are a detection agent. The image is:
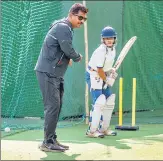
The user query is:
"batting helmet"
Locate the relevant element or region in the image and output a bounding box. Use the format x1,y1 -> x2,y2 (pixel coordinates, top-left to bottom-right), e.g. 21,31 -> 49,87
101,26 -> 117,38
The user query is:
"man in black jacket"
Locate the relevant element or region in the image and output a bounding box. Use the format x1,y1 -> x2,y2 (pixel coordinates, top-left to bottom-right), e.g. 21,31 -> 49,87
35,3 -> 88,152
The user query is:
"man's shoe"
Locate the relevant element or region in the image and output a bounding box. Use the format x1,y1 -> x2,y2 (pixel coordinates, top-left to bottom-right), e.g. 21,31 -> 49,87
102,130 -> 117,136
38,142 -> 66,152
86,130 -> 105,138
56,140 -> 69,150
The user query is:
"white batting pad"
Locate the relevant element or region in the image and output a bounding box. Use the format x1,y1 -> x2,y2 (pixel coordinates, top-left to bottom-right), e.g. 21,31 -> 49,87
89,94 -> 106,132
99,94 -> 116,132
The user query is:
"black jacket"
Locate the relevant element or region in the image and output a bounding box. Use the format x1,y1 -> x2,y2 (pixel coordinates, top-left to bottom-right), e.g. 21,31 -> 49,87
34,18 -> 81,78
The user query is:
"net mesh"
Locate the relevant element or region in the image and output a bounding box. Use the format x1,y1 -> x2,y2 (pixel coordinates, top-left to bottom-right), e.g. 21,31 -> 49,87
121,1 -> 163,115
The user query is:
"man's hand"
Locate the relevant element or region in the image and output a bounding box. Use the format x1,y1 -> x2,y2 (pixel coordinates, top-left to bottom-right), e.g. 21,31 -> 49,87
68,59 -> 73,66
78,54 -> 83,62
70,54 -> 82,65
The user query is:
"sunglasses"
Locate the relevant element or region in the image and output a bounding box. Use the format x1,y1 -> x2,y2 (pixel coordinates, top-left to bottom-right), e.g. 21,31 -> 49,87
74,14 -> 87,21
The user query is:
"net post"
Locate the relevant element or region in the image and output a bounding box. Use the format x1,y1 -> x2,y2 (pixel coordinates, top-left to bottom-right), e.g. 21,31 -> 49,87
83,0 -> 89,124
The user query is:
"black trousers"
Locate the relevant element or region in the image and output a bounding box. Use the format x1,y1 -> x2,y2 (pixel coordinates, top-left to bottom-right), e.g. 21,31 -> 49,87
36,71 -> 64,144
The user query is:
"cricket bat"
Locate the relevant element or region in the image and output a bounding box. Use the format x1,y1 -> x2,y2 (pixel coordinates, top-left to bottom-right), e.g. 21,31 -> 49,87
103,36 -> 137,89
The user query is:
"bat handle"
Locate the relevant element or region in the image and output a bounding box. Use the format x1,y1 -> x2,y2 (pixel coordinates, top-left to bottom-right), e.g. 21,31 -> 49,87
103,83 -> 107,89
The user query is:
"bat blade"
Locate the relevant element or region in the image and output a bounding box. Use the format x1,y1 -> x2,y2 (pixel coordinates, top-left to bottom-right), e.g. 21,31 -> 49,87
113,36 -> 137,70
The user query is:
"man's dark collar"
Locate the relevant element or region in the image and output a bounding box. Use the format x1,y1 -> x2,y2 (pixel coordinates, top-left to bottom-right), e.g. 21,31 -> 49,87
65,17 -> 73,30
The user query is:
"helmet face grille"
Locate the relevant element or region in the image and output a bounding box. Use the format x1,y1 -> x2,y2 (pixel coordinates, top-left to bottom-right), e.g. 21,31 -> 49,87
101,26 -> 117,38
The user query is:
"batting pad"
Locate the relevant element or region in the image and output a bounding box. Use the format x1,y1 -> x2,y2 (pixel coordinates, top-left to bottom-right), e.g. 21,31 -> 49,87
100,94 -> 116,132
89,94 -> 106,133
